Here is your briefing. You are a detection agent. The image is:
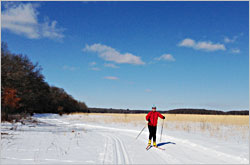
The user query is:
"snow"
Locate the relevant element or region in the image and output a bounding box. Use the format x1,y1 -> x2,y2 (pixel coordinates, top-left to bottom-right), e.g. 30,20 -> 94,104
1,113 -> 249,164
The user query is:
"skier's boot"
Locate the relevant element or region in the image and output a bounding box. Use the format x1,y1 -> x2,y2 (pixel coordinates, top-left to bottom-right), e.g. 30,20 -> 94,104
153,141 -> 157,147
148,139 -> 151,146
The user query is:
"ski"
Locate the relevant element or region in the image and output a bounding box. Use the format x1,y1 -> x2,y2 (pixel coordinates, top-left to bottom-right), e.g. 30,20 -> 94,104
146,145 -> 152,150
146,145 -> 165,150
154,146 -> 165,150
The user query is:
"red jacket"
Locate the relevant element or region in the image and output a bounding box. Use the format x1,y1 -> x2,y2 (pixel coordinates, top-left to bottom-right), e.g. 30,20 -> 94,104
146,111 -> 165,126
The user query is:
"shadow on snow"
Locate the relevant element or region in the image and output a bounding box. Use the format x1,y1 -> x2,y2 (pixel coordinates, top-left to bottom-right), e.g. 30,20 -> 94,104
146,142 -> 176,150
157,142 -> 176,147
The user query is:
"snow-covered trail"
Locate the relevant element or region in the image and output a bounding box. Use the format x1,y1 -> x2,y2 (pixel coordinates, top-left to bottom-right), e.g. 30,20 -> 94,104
73,123 -> 248,164
1,114 -> 249,164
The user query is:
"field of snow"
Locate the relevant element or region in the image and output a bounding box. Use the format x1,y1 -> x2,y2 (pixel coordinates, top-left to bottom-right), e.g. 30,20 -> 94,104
1,113 -> 249,164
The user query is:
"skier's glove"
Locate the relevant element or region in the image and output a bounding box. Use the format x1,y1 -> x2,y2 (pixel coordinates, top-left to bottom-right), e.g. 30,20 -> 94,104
148,119 -> 150,122
163,116 -> 165,119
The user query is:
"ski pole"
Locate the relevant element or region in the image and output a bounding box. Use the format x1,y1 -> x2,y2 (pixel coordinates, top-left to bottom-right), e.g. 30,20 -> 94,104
135,123 -> 147,140
160,119 -> 164,142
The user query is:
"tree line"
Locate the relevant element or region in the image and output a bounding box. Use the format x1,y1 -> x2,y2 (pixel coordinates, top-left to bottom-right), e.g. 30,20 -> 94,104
88,108 -> 249,115
1,42 -> 88,121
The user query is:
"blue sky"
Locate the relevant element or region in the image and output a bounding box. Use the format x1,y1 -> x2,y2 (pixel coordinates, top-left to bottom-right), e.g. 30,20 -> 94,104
1,1 -> 249,111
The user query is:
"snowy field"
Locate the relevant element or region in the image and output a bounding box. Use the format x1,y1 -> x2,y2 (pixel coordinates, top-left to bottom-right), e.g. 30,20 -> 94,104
1,113 -> 249,164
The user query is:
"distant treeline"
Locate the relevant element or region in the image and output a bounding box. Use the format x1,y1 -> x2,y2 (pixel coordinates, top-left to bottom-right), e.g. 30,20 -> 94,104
1,42 -> 88,121
88,108 -> 249,115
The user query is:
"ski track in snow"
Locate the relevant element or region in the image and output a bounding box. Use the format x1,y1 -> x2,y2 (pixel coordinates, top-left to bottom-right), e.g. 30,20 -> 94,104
101,134 -> 131,164
114,135 -> 131,164
1,114 -> 249,164
72,121 -> 249,164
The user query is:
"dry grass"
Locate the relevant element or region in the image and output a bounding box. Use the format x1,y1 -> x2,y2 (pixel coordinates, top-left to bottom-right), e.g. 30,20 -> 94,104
164,114 -> 249,126
70,113 -> 249,126
69,113 -> 145,125
70,112 -> 249,142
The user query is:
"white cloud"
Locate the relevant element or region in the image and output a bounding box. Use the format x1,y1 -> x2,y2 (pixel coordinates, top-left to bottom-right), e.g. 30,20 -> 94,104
224,34 -> 241,43
1,3 -> 39,39
41,18 -> 64,40
83,43 -> 145,65
104,76 -> 119,80
195,41 -> 226,51
178,38 -> 226,51
231,48 -> 240,54
104,63 -> 119,68
155,54 -> 175,62
224,37 -> 236,43
1,2 -> 64,40
178,38 -> 195,47
63,65 -> 77,71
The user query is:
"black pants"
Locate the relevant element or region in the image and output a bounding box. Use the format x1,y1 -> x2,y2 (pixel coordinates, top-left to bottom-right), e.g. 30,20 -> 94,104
148,125 -> 157,142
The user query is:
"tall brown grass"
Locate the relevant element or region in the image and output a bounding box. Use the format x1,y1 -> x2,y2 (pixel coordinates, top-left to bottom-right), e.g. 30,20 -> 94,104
70,113 -> 248,125
70,113 -> 249,141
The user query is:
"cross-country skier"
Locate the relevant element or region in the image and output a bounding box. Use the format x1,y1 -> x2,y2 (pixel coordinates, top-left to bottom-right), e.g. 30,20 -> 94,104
146,106 -> 165,148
